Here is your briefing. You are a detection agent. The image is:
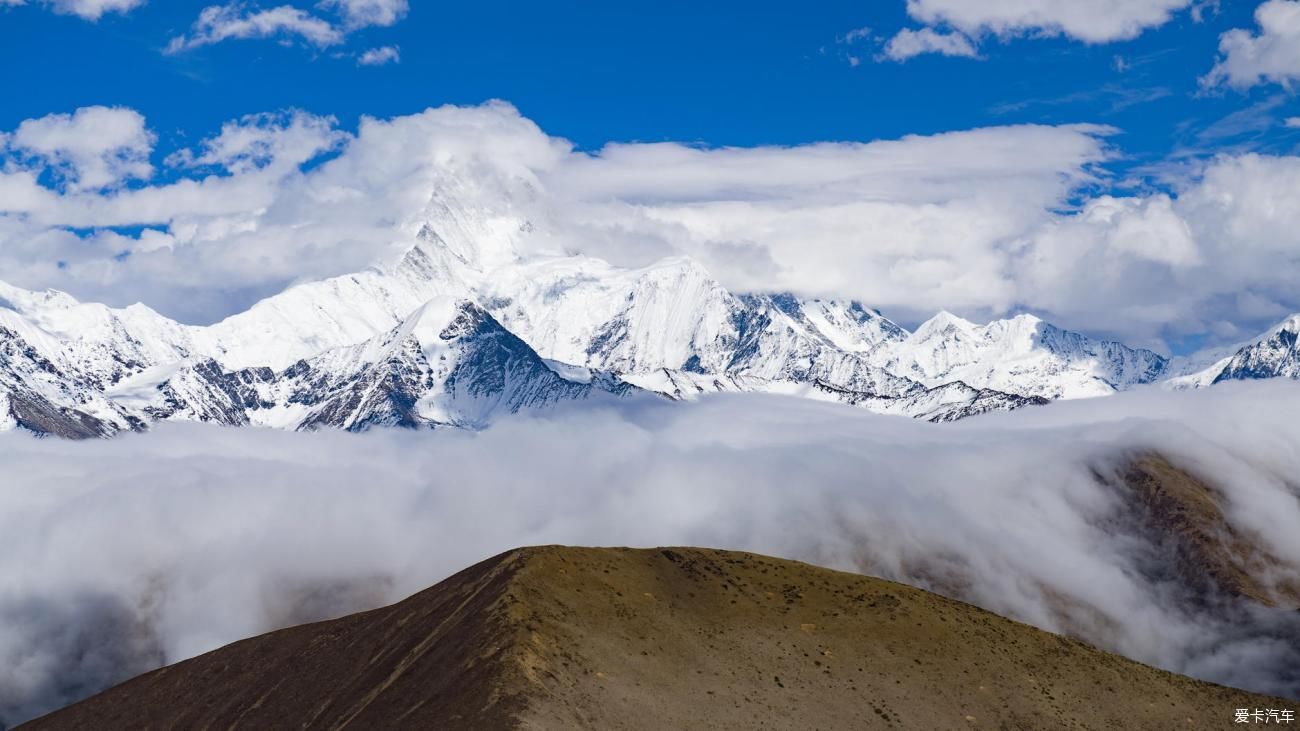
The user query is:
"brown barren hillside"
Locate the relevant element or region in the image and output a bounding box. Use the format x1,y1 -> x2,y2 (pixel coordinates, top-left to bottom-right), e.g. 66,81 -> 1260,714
22,546 -> 1292,731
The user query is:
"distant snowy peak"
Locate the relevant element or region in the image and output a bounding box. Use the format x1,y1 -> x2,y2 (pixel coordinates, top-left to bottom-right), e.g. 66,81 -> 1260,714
747,294 -> 908,354
881,312 -> 1168,399
910,310 -> 978,341
0,280 -> 195,387
1162,314 -> 1300,389
1211,314 -> 1300,384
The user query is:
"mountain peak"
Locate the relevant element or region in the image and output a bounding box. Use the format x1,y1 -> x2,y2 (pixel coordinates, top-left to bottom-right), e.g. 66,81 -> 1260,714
1271,313 -> 1300,335
377,297 -> 495,362
1007,312 -> 1044,325
0,280 -> 81,314
913,310 -> 977,338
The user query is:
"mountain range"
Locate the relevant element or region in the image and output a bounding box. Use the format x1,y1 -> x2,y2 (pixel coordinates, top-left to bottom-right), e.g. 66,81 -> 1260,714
2,192 -> 1297,437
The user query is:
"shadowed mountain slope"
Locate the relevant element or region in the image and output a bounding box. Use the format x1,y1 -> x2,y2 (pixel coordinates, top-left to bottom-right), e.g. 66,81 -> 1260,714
1108,454 -> 1300,609
22,546 -> 1291,731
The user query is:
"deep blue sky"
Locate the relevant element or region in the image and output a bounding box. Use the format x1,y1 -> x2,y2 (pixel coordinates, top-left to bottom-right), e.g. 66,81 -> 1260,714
1,0 -> 1296,179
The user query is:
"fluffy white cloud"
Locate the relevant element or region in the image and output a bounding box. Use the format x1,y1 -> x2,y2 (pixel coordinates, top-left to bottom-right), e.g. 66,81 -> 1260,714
0,383 -> 1298,724
881,27 -> 979,61
165,3 -> 344,53
318,0 -> 406,29
904,0 -> 1195,43
0,0 -> 144,20
1203,0 -> 1300,90
4,106 -> 153,192
0,102 -> 1298,348
357,44 -> 399,66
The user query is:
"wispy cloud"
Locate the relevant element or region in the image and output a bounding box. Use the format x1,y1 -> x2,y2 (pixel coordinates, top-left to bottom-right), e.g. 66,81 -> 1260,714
165,4 -> 343,53
319,0 -> 406,30
1195,94 -> 1290,142
165,0 -> 407,55
357,44 -> 399,66
989,84 -> 1172,116
0,0 -> 145,21
880,27 -> 979,62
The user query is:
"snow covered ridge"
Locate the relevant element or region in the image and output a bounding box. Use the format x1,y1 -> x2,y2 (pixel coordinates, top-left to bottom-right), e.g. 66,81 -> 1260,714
1,205 -> 1297,437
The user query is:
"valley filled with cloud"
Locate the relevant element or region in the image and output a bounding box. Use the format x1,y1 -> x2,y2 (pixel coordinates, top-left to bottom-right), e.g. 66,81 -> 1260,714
2,382 -> 1298,724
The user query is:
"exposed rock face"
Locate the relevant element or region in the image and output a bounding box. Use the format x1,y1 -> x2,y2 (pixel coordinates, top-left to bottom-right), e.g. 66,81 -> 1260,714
22,547 -> 1292,730
0,325 -> 136,439
814,379 -> 1051,422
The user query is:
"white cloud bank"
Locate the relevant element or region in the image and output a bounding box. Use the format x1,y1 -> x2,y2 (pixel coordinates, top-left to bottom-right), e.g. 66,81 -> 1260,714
881,0 -> 1196,61
1204,0 -> 1300,90
0,0 -> 145,21
0,102 -> 1299,348
0,382 -> 1298,724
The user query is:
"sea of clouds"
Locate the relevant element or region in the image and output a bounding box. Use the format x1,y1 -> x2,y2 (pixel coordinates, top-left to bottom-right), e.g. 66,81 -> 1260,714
2,381 -> 1299,724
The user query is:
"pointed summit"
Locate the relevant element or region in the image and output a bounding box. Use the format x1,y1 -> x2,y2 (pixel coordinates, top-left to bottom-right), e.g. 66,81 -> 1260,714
394,296 -> 482,346
1212,313 -> 1300,384
912,310 -> 977,340
1270,313 -> 1300,335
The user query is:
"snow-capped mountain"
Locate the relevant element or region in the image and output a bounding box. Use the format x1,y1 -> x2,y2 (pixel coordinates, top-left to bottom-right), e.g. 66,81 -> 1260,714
105,299 -> 639,432
0,323 -> 133,438
1215,315 -> 1300,382
877,311 -> 1168,399
479,255 -> 915,397
1168,314 -> 1300,388
2,187 -> 1296,438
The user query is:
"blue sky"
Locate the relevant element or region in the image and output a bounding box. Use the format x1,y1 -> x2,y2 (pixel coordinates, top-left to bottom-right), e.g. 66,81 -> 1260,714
2,0 -> 1300,352
2,0 -> 1295,166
